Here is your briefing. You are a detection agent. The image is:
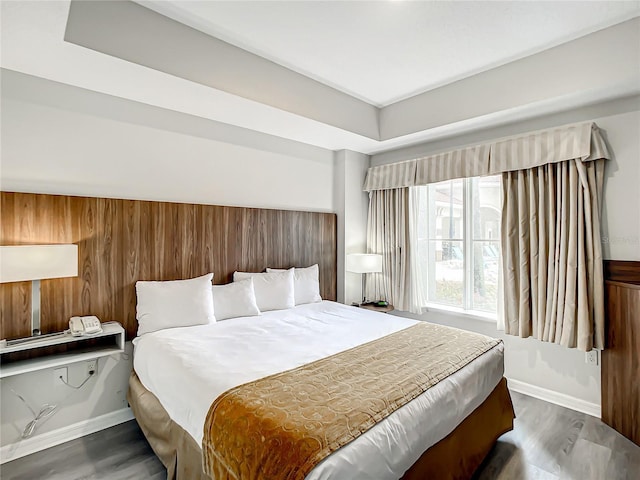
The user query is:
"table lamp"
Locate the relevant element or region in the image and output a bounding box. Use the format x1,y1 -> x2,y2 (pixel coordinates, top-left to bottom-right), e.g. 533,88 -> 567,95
0,245 -> 78,339
346,253 -> 383,304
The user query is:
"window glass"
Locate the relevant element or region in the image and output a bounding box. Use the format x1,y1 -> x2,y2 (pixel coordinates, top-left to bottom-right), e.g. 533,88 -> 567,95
429,179 -> 464,240
429,240 -> 464,306
471,176 -> 501,312
471,240 -> 500,312
416,175 -> 501,315
472,176 -> 501,240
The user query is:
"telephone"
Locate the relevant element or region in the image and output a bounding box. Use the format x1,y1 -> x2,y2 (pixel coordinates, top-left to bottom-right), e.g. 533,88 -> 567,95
69,316 -> 103,336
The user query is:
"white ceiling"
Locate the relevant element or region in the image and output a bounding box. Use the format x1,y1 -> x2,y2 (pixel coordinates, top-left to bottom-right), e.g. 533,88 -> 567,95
138,0 -> 640,106
2,1 -> 639,154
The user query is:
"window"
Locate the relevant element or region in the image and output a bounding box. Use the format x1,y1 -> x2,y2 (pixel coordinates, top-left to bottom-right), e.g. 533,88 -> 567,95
416,175 -> 501,314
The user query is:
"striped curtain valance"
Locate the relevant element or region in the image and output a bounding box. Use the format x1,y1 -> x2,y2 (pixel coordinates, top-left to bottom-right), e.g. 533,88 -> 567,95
363,122 -> 610,191
362,159 -> 416,191
490,122 -> 610,173
415,143 -> 491,186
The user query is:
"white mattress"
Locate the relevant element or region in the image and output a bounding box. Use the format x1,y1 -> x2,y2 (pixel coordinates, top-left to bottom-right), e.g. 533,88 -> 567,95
133,301 -> 504,480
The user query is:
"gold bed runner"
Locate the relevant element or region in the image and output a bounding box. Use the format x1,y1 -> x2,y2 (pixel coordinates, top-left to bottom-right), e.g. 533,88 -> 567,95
202,322 -> 500,480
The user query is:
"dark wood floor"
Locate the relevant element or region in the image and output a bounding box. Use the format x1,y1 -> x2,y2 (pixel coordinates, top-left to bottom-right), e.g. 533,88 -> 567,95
2,391 -> 639,479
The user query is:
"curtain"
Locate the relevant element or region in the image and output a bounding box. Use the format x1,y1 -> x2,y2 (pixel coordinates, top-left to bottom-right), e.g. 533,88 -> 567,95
365,188 -> 425,314
363,120 -> 609,350
501,158 -> 606,351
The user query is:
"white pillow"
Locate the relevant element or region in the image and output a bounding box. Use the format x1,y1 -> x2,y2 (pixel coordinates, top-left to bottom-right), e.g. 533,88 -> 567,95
266,264 -> 322,305
212,278 -> 261,321
135,273 -> 214,336
232,270 -> 295,311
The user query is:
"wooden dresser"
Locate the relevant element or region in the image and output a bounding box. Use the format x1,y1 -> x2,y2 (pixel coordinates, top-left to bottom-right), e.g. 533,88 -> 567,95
602,260 -> 640,446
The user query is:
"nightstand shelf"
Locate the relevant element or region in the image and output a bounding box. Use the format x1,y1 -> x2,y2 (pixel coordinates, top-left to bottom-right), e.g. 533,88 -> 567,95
0,322 -> 125,379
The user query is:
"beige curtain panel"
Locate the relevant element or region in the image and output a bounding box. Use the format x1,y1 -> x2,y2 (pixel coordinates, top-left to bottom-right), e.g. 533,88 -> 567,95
502,158 -> 606,351
363,122 -> 609,191
366,188 -> 425,314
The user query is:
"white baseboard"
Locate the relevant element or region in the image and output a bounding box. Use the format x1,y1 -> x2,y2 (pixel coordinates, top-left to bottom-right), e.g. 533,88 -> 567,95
507,377 -> 601,418
0,407 -> 134,464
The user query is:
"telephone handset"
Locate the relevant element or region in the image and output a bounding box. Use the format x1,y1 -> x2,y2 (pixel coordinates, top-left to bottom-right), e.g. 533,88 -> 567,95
69,316 -> 103,336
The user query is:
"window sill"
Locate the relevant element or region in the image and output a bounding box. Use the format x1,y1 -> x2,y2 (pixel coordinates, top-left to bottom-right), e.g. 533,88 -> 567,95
420,303 -> 497,323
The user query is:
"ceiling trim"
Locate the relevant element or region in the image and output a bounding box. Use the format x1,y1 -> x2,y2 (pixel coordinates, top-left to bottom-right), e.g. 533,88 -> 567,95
380,17 -> 640,140
64,0 -> 380,140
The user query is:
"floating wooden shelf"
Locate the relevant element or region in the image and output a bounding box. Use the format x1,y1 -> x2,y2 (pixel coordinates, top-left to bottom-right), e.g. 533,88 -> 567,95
0,322 -> 125,379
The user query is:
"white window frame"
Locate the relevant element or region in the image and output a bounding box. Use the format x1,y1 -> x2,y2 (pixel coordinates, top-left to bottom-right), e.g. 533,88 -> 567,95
419,177 -> 500,320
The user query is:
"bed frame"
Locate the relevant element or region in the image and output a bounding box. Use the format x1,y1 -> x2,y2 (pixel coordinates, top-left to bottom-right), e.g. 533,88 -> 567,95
128,372 -> 514,480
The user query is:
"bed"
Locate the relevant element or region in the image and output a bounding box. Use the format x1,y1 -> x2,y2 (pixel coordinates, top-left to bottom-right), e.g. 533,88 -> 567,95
1,192 -> 513,478
129,300 -> 514,480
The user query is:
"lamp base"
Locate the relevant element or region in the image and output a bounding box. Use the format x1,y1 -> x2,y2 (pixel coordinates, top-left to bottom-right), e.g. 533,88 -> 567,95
31,279 -> 41,337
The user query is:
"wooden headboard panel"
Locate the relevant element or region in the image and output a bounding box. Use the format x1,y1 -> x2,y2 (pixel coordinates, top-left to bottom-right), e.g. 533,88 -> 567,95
0,192 -> 337,340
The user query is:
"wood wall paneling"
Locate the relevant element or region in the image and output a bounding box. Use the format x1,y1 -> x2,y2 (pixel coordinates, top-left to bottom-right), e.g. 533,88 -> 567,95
602,260 -> 640,446
0,192 -> 337,340
603,260 -> 640,284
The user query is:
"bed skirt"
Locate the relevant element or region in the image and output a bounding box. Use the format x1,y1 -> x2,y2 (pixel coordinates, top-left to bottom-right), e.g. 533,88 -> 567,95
127,372 -> 514,480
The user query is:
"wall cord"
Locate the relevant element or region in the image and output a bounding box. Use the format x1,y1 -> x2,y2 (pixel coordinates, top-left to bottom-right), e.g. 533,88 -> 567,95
10,362 -> 97,438
10,389 -> 57,439
58,372 -> 94,390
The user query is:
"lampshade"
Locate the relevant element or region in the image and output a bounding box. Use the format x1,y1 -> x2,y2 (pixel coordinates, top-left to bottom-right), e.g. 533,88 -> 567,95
0,245 -> 78,283
346,254 -> 382,274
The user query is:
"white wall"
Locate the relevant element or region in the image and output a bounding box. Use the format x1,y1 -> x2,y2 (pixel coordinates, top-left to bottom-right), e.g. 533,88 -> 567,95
0,70 -> 337,456
372,97 -> 640,412
0,70 -> 335,213
334,150 -> 370,304
598,108 -> 640,261
1,344 -> 133,454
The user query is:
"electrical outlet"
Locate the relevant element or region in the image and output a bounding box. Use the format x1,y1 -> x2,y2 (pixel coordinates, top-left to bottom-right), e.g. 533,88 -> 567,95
86,359 -> 98,376
585,350 -> 599,366
54,367 -> 67,387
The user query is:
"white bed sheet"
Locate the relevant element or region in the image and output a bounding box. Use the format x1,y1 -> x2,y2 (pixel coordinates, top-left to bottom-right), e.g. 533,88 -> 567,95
133,301 -> 504,480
